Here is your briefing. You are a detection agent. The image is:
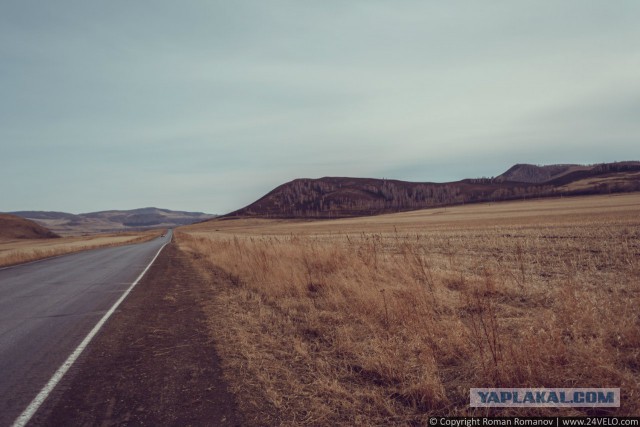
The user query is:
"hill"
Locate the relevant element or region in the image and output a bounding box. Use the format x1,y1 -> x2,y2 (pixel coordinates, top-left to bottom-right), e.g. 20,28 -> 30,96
226,161 -> 640,219
0,214 -> 60,240
495,161 -> 640,184
495,164 -> 585,183
8,208 -> 216,235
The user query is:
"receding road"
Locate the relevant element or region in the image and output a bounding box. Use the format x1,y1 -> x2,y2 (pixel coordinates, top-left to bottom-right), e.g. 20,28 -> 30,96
0,231 -> 172,427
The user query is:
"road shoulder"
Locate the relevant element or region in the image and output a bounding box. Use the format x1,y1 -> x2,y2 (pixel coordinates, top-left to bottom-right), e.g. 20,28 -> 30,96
33,242 -> 242,426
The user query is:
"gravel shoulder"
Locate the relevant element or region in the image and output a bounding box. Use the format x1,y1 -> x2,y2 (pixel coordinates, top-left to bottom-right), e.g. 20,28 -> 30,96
32,242 -> 242,426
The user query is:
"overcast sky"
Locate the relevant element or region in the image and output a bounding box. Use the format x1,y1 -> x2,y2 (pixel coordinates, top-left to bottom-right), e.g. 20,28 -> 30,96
1,1 -> 639,214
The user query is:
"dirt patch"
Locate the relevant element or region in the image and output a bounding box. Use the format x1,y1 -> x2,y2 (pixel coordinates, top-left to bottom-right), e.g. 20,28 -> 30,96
32,243 -> 242,426
192,265 -> 282,426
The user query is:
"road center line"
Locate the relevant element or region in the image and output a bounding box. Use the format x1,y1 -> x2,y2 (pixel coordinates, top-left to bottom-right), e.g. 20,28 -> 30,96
11,233 -> 172,427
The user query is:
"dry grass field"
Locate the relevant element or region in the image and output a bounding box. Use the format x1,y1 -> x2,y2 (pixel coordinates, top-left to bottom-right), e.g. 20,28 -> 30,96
0,229 -> 164,268
178,194 -> 640,424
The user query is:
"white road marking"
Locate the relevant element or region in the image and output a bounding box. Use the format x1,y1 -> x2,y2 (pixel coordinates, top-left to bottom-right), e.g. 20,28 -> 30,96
11,233 -> 172,427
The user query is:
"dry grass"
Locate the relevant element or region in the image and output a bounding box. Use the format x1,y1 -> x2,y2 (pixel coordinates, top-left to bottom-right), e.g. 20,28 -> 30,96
0,229 -> 164,268
178,194 -> 640,424
560,171 -> 640,192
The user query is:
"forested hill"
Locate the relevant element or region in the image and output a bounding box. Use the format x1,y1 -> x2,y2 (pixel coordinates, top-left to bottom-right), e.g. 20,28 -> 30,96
225,162 -> 640,219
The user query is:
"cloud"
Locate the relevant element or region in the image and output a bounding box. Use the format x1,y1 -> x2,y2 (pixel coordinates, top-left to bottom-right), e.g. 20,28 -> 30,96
1,1 -> 639,213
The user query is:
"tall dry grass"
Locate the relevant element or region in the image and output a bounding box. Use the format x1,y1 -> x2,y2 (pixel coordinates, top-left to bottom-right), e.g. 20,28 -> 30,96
178,218 -> 640,424
0,230 -> 163,268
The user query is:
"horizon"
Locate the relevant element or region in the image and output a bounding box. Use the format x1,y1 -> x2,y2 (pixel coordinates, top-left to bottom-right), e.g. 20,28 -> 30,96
2,1 -> 639,214
3,160 -> 637,215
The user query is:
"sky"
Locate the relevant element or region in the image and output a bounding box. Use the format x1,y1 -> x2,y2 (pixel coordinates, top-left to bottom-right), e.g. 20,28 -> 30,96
1,1 -> 639,214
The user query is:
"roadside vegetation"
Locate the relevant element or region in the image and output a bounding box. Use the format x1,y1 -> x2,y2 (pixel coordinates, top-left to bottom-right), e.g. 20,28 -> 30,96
0,230 -> 163,268
178,194 -> 640,425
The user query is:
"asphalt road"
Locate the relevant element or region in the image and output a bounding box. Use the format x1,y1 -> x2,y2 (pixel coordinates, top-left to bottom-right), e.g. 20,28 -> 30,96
0,231 -> 172,427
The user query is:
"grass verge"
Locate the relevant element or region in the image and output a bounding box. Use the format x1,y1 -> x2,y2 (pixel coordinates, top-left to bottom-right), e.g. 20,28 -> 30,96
178,195 -> 640,424
0,229 -> 164,268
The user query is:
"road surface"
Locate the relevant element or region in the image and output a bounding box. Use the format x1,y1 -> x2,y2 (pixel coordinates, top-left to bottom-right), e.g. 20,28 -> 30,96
0,231 -> 171,427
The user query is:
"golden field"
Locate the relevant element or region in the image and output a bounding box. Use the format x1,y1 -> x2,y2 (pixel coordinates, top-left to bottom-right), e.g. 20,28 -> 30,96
0,229 -> 163,268
178,194 -> 640,424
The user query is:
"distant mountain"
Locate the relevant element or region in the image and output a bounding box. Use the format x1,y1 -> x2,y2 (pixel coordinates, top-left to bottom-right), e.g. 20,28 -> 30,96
8,208 -> 216,235
0,214 -> 60,240
225,161 -> 640,219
